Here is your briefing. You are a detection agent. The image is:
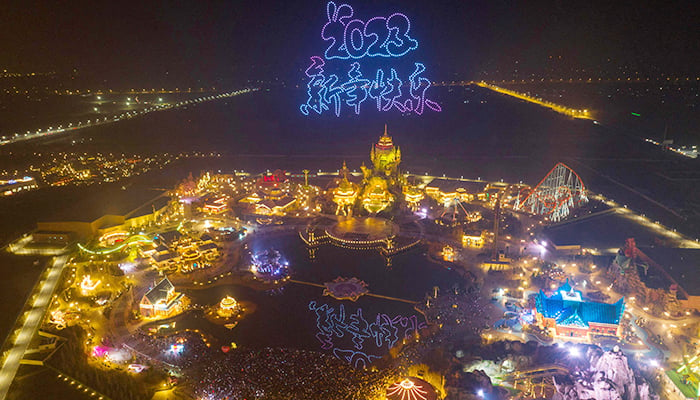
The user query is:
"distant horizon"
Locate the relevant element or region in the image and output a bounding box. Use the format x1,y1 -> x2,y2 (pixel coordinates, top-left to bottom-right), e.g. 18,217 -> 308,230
1,0 -> 698,86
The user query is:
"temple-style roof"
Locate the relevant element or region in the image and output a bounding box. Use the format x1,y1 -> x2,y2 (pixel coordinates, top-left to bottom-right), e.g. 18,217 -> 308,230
376,124 -> 394,150
144,278 -> 175,304
155,230 -> 182,247
425,178 -> 486,194
559,312 -> 589,328
257,196 -> 296,210
337,168 -> 356,193
198,242 -> 218,252
151,252 -> 177,263
536,279 -> 625,326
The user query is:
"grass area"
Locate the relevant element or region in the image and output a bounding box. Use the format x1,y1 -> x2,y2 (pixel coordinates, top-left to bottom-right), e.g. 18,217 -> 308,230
666,369 -> 698,399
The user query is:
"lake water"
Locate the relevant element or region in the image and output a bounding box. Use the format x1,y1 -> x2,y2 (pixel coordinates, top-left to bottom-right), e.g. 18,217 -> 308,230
177,233 -> 459,362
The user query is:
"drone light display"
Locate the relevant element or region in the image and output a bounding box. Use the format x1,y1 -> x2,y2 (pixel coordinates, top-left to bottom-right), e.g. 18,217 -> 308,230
308,301 -> 427,368
300,1 -> 441,117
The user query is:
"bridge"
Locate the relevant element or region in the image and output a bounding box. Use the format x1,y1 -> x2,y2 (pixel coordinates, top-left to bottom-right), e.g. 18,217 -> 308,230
289,279 -> 417,304
476,82 -> 592,119
505,364 -> 570,380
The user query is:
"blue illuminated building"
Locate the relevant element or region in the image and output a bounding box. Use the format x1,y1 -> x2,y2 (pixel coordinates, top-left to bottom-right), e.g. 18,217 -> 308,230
534,279 -> 625,341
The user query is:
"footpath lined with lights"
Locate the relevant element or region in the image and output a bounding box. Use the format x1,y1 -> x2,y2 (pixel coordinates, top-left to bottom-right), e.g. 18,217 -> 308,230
77,234 -> 153,255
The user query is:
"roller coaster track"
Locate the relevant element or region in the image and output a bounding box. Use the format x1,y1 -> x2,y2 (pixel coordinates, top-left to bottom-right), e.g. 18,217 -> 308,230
516,162 -> 588,222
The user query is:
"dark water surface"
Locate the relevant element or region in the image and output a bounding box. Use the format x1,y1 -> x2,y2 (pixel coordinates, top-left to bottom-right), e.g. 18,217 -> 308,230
180,234 -> 457,357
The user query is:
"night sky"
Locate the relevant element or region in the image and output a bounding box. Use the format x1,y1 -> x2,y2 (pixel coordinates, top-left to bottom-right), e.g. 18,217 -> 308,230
1,0 -> 698,85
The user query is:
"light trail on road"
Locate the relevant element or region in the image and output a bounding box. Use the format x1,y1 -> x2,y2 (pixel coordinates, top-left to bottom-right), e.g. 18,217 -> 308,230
476,82 -> 593,119
0,88 -> 257,146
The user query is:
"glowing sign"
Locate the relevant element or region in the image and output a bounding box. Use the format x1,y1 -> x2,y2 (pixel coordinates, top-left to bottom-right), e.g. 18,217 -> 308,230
301,2 -> 440,116
322,2 -> 418,60
308,301 -> 426,368
300,60 -> 441,117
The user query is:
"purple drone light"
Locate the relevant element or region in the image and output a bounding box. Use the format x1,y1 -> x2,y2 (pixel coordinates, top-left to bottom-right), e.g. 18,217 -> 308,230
301,1 -> 439,117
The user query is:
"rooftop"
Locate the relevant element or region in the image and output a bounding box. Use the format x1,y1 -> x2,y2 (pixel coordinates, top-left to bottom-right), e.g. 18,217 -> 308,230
43,185 -> 168,223
126,196 -> 170,219
155,230 -> 183,247
536,280 -> 625,326
425,178 -> 485,194
144,278 -> 175,304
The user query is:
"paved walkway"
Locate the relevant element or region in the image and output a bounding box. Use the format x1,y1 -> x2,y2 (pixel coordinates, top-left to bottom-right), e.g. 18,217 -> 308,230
289,279 -> 417,304
0,255 -> 68,400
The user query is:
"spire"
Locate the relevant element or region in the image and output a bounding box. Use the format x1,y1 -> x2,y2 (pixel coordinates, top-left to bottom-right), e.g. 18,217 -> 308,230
377,124 -> 393,149
341,160 -> 349,181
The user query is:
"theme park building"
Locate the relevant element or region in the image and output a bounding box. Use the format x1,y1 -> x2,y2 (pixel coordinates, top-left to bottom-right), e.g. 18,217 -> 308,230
333,162 -> 359,216
332,125 -> 403,214
139,278 -> 185,318
535,280 -> 625,341
369,124 -> 401,176
359,125 -> 401,213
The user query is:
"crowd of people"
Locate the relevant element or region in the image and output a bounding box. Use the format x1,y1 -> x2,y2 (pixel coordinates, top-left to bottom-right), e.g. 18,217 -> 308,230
390,284 -> 489,370
122,330 -> 211,370
418,284 -> 488,337
191,347 -> 394,400
122,329 -> 396,399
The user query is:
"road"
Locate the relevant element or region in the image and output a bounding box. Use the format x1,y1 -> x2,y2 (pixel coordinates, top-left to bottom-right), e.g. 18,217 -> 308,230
0,89 -> 256,146
0,255 -> 68,400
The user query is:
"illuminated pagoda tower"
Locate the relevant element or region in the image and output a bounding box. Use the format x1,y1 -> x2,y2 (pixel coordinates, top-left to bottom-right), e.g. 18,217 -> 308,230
370,124 -> 401,177
360,125 -> 401,213
332,161 -> 359,216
